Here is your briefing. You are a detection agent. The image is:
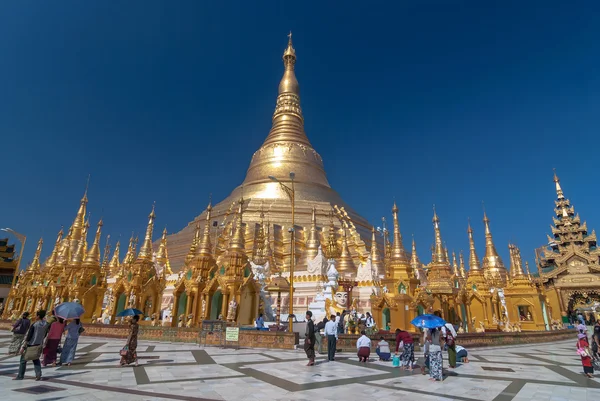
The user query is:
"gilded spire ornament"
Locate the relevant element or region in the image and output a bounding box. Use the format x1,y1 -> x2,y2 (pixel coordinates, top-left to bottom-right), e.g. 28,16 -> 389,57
123,234 -> 137,266
452,251 -> 459,277
427,207 -> 454,294
137,204 -> 156,262
156,228 -> 170,263
481,211 -> 508,287
28,238 -> 43,271
186,221 -> 202,265
432,206 -> 447,264
305,207 -> 320,261
253,209 -> 268,265
459,251 -> 466,278
108,241 -> 121,275
44,227 -> 63,269
101,235 -> 111,271
337,222 -> 356,273
198,202 -> 213,257
323,210 -> 341,259
467,220 -> 481,273
83,219 -> 103,267
371,226 -> 383,275
390,201 -> 409,262
410,236 -> 421,278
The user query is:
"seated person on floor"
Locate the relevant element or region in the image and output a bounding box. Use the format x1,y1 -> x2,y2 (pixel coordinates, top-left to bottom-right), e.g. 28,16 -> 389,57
376,336 -> 391,361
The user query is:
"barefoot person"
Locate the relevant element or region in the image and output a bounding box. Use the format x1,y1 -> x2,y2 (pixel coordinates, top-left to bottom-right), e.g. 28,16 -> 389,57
14,310 -> 48,381
324,314 -> 338,361
577,330 -> 594,378
59,319 -> 83,366
8,312 -> 30,355
304,311 -> 316,366
356,330 -> 371,362
120,315 -> 139,366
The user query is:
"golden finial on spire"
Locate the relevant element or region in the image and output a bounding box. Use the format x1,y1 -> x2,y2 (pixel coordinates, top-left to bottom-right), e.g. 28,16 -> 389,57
459,251 -> 466,278
108,240 -> 121,275
306,206 -> 320,261
137,203 -> 156,261
44,226 -> 64,269
410,235 -> 421,272
452,250 -> 459,277
83,219 -> 103,267
553,168 -> 565,200
371,226 -> 383,275
467,219 -> 481,272
198,201 -> 214,257
432,205 -> 446,264
390,201 -> 408,263
28,238 -> 43,271
337,222 -> 356,273
481,211 -> 508,287
323,209 -> 340,259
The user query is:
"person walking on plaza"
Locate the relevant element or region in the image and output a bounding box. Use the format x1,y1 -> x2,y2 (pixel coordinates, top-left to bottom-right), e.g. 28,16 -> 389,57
376,336 -> 391,361
356,330 -> 371,362
427,326 -> 444,381
9,312 -> 30,355
42,317 -> 65,367
324,314 -> 338,361
59,319 -> 83,366
315,317 -> 328,354
120,315 -> 140,366
577,329 -> 594,378
304,311 -> 316,366
14,310 -> 48,381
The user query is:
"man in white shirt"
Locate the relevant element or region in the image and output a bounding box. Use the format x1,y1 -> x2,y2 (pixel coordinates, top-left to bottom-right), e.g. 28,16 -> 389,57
356,330 -> 371,362
324,314 -> 339,361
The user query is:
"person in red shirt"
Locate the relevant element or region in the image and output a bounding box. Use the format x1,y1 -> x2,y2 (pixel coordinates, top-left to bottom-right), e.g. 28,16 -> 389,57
394,329 -> 414,370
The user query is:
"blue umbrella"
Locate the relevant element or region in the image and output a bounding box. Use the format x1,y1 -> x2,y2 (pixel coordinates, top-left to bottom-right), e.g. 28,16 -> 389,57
410,314 -> 446,329
54,302 -> 85,320
116,308 -> 144,317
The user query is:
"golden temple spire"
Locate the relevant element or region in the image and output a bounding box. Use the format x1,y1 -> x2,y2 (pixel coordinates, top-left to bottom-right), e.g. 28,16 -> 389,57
410,236 -> 421,273
230,198 -> 246,251
432,206 -> 447,264
83,219 -> 103,267
44,227 -> 63,269
459,251 -> 466,278
481,211 -> 508,286
452,251 -> 459,277
156,228 -> 169,264
101,235 -> 111,271
337,222 -> 356,273
323,210 -> 341,259
198,202 -> 214,257
108,241 -> 121,275
553,169 -> 564,200
390,201 -> 409,263
70,186 -> 88,243
305,206 -> 320,261
123,234 -> 137,266
525,261 -> 532,279
137,204 -> 156,262
445,245 -> 450,266
467,220 -> 481,272
371,226 -> 383,274
28,238 -> 43,271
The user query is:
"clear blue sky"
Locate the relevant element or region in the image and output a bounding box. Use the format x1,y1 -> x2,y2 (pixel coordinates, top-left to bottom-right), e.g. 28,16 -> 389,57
2,1 -> 599,271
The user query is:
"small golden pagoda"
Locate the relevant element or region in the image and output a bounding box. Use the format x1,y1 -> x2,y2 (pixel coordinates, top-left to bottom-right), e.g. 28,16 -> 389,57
0,237 -> 19,309
371,202 -> 419,331
106,205 -> 166,322
464,221 -> 493,331
503,243 -> 545,330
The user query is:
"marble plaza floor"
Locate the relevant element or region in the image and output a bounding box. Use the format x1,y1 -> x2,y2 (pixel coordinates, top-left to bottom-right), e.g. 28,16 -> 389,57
0,330 -> 599,401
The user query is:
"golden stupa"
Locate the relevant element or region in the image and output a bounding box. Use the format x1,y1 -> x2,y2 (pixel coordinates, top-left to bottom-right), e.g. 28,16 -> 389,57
165,34 -> 374,274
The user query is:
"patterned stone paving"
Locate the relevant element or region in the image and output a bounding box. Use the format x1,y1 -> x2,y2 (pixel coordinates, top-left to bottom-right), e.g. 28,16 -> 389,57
0,330 -> 599,400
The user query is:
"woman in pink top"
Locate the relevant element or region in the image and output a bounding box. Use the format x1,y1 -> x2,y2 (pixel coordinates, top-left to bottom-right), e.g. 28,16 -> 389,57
42,317 -> 65,366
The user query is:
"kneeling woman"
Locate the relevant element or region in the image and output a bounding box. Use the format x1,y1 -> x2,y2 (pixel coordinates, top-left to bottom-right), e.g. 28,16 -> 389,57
356,330 -> 371,362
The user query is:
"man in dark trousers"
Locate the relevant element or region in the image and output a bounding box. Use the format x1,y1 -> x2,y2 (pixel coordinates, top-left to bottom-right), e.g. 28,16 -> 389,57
324,314 -> 339,361
304,311 -> 316,366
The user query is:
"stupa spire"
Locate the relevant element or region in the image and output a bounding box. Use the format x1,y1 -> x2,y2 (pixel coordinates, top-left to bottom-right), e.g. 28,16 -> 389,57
481,211 -> 508,286
137,204 -> 156,261
410,236 -> 421,272
371,227 -> 383,274
433,206 -> 447,264
459,251 -> 466,278
198,202 -> 213,257
337,222 -> 356,273
70,186 -> 88,242
467,220 -> 481,272
28,238 -> 43,271
83,219 -> 103,267
101,235 -> 111,271
305,206 -> 320,261
553,169 -> 564,200
44,227 -> 63,269
391,201 -> 408,263
108,241 -> 121,275
452,251 -> 459,277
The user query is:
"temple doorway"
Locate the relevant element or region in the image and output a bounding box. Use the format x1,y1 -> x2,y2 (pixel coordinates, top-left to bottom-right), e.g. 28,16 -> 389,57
210,290 -> 223,320
177,292 -> 188,317
382,308 -> 391,331
116,293 -> 127,315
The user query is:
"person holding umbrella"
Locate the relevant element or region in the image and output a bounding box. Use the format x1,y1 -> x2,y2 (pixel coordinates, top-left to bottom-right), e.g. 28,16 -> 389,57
118,309 -> 143,366
59,318 -> 83,366
411,314 -> 446,382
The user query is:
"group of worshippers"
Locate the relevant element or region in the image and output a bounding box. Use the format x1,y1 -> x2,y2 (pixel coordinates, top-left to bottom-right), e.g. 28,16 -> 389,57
576,321 -> 600,378
8,310 -> 84,380
302,310 -> 467,376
